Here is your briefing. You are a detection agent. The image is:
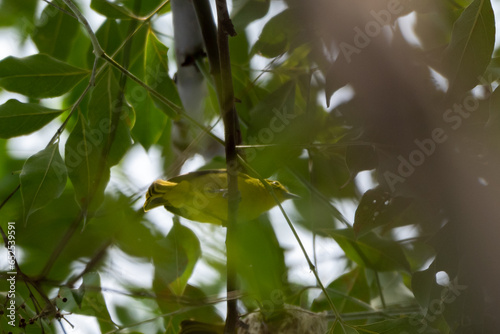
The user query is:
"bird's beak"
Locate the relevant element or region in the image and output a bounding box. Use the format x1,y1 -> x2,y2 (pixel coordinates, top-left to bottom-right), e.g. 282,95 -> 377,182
284,192 -> 301,200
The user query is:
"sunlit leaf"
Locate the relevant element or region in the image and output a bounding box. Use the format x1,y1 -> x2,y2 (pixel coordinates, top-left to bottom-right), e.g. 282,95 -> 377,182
20,143 -> 67,223
0,99 -> 62,139
0,54 -> 89,98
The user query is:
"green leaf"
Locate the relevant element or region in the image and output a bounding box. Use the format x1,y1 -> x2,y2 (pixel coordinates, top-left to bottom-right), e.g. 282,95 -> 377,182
65,110 -> 109,211
57,272 -> 116,332
153,221 -> 201,296
411,261 -> 451,313
144,29 -> 181,117
251,10 -> 293,58
32,3 -> 79,60
87,19 -> 123,68
130,84 -> 169,149
0,54 -> 89,98
91,0 -> 135,19
65,70 -> 132,210
153,284 -> 223,332
444,0 -> 495,95
312,267 -> 371,313
231,0 -> 270,30
127,27 -> 170,150
0,99 -> 62,139
353,187 -> 413,237
0,0 -> 37,37
235,218 -> 288,305
329,229 -> 411,272
20,143 -> 67,223
483,56 -> 500,83
246,81 -> 304,176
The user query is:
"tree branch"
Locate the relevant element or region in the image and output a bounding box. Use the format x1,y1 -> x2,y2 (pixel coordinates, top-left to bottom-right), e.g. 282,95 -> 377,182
194,0 -> 241,331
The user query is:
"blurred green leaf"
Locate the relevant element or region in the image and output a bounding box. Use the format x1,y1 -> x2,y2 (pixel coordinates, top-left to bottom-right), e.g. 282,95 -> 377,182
0,0 -> 37,37
153,283 -> 223,332
154,221 -> 201,296
20,143 -> 67,223
329,229 -> 411,272
483,57 -> 500,83
252,10 -> 293,58
235,218 -> 288,307
0,54 -> 89,98
0,99 -> 62,139
412,265 -> 440,310
231,0 -> 270,30
444,0 -> 495,95
32,3 -> 79,60
179,319 -> 224,334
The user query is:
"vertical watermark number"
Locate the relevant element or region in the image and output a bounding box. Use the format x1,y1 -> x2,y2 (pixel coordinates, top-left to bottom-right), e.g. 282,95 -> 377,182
6,221 -> 17,327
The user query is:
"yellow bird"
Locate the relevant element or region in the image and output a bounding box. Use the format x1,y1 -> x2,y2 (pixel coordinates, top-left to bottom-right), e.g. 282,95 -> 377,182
143,169 -> 297,225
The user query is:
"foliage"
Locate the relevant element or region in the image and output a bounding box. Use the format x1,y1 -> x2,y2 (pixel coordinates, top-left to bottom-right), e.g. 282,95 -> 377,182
0,0 -> 498,333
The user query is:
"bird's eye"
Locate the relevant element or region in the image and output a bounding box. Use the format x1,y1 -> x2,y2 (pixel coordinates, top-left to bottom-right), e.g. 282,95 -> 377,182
272,181 -> 280,186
